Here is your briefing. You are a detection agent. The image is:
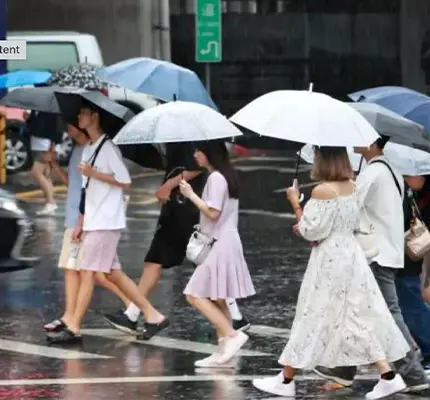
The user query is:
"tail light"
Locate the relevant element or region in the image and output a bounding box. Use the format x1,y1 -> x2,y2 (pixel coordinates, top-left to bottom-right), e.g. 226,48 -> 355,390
100,88 -> 109,97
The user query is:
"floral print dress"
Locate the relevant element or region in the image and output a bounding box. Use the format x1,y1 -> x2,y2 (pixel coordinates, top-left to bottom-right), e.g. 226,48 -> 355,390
279,192 -> 409,369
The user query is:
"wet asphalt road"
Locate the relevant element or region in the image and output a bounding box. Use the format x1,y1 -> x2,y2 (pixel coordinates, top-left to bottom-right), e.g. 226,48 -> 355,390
0,155 -> 427,399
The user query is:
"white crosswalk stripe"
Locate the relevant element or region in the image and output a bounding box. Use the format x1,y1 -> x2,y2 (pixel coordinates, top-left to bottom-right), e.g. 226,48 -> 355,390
0,338 -> 112,359
81,329 -> 270,356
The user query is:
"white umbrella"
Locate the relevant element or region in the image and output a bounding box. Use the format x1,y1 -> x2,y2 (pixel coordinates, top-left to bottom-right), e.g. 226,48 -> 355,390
113,101 -> 243,144
230,90 -> 379,147
300,143 -> 430,176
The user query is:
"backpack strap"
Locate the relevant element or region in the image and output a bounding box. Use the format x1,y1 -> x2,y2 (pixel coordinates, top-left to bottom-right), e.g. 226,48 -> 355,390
369,159 -> 402,197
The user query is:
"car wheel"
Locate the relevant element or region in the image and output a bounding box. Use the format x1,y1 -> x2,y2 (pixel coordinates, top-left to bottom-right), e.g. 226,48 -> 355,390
5,127 -> 31,173
55,131 -> 73,165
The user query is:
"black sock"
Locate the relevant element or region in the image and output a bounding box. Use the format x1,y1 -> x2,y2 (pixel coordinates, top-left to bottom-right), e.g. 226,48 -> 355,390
283,376 -> 294,384
381,371 -> 395,380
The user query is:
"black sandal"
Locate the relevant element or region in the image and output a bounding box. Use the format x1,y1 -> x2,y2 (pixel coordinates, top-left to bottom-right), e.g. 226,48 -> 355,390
46,328 -> 82,344
137,318 -> 170,341
44,319 -> 66,333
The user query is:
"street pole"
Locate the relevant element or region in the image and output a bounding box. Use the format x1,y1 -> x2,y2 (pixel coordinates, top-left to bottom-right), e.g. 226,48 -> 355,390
159,0 -> 171,61
205,63 -> 211,94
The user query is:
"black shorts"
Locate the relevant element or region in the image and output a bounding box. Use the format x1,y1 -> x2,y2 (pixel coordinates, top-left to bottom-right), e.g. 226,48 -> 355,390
144,203 -> 199,269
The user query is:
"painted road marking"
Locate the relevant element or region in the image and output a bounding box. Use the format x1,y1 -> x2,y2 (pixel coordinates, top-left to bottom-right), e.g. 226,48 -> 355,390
235,165 -> 311,173
248,325 -> 290,338
0,373 -> 381,386
81,329 -> 269,357
0,339 -> 112,360
274,181 -> 319,193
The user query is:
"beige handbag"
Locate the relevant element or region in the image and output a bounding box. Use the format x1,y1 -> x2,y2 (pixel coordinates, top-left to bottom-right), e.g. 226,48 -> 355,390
405,197 -> 430,261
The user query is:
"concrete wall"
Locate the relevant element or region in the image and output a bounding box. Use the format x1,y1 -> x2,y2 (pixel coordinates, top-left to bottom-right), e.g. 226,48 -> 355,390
7,0 -> 155,64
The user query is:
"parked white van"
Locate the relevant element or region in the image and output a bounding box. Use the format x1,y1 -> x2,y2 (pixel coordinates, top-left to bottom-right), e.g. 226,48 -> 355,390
6,31 -> 104,71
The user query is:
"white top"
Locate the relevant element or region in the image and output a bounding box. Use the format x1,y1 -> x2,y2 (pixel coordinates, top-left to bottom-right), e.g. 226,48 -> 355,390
81,135 -> 131,231
30,136 -> 51,151
356,155 -> 405,269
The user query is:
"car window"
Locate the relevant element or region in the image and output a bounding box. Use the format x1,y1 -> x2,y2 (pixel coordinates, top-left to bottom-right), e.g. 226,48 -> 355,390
8,42 -> 79,72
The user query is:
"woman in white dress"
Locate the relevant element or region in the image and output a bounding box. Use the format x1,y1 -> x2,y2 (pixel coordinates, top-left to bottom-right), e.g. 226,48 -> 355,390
253,146 -> 410,399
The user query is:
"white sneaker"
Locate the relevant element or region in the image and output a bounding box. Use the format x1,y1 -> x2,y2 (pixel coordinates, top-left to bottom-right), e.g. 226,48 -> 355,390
217,331 -> 248,364
365,374 -> 406,399
194,353 -> 235,369
253,372 -> 296,397
36,203 -> 58,216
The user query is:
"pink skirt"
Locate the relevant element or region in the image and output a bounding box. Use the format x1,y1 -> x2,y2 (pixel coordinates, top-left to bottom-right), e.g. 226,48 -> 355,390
80,230 -> 122,273
183,231 -> 255,300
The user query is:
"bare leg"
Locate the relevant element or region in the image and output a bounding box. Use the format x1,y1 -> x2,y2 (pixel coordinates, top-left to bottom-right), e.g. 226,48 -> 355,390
68,270 -> 96,334
95,272 -> 130,308
106,270 -> 164,323
31,161 -> 54,204
61,270 -> 80,327
186,296 -> 234,337
283,365 -> 295,379
136,262 -> 162,297
374,360 -> 392,375
213,299 -> 232,339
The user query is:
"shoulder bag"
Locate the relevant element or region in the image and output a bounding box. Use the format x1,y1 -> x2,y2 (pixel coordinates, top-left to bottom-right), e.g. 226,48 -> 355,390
405,193 -> 430,261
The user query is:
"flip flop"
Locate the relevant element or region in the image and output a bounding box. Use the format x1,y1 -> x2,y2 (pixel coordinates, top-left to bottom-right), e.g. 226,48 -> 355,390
44,319 -> 66,333
46,329 -> 83,344
137,318 -> 170,341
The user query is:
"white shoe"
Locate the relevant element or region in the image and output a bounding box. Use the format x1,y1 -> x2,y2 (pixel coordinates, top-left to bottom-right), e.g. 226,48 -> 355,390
194,353 -> 235,369
365,374 -> 406,399
36,203 -> 57,216
217,331 -> 248,364
253,372 -> 296,397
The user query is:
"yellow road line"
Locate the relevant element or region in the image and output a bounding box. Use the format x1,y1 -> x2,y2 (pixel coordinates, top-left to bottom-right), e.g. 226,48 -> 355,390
16,185 -> 68,199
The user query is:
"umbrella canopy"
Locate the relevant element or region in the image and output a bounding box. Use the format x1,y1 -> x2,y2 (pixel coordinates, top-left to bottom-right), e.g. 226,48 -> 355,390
49,63 -> 106,90
0,70 -> 52,89
119,143 -> 165,171
0,86 -> 83,113
113,101 -> 242,144
300,142 -> 430,176
96,57 -> 217,109
346,102 -> 429,148
349,86 -> 430,136
230,90 -> 379,147
54,90 -> 134,137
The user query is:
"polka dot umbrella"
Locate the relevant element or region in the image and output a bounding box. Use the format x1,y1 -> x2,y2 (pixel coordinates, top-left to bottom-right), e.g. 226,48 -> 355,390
48,63 -> 107,90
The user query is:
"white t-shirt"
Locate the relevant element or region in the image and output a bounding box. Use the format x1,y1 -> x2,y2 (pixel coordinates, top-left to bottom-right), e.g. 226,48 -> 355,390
81,135 -> 131,231
356,155 -> 404,269
30,136 -> 51,151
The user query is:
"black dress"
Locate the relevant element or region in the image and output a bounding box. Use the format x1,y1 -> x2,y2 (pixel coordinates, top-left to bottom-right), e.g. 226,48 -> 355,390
144,143 -> 207,268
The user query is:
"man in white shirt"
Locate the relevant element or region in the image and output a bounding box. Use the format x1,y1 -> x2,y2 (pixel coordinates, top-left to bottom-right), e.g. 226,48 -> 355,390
47,102 -> 168,344
315,137 -> 429,392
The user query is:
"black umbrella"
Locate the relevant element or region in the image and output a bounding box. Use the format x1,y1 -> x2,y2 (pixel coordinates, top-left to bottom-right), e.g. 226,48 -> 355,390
0,86 -> 83,113
54,90 -> 135,137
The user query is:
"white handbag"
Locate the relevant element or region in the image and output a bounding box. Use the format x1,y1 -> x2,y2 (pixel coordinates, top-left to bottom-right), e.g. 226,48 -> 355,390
355,208 -> 379,261
186,225 -> 217,265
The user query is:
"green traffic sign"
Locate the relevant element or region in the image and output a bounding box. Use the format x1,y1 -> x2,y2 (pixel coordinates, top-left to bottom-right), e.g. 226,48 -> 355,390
195,0 -> 222,63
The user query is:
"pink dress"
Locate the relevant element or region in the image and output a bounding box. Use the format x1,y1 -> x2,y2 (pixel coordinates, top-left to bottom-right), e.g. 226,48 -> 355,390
184,171 -> 256,300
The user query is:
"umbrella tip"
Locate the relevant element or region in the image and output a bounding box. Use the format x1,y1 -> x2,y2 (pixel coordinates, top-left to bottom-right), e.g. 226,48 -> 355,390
308,82 -> 314,93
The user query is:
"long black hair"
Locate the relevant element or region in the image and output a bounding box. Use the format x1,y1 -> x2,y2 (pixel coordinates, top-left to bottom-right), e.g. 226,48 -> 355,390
194,140 -> 239,199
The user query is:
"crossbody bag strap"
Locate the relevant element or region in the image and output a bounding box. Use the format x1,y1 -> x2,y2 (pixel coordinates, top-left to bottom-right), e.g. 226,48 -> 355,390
369,160 -> 402,197
84,135 -> 110,189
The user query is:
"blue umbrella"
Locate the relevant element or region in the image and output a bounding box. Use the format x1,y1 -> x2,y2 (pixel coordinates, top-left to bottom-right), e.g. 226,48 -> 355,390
349,86 -> 430,135
96,57 -> 217,110
0,70 -> 52,89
